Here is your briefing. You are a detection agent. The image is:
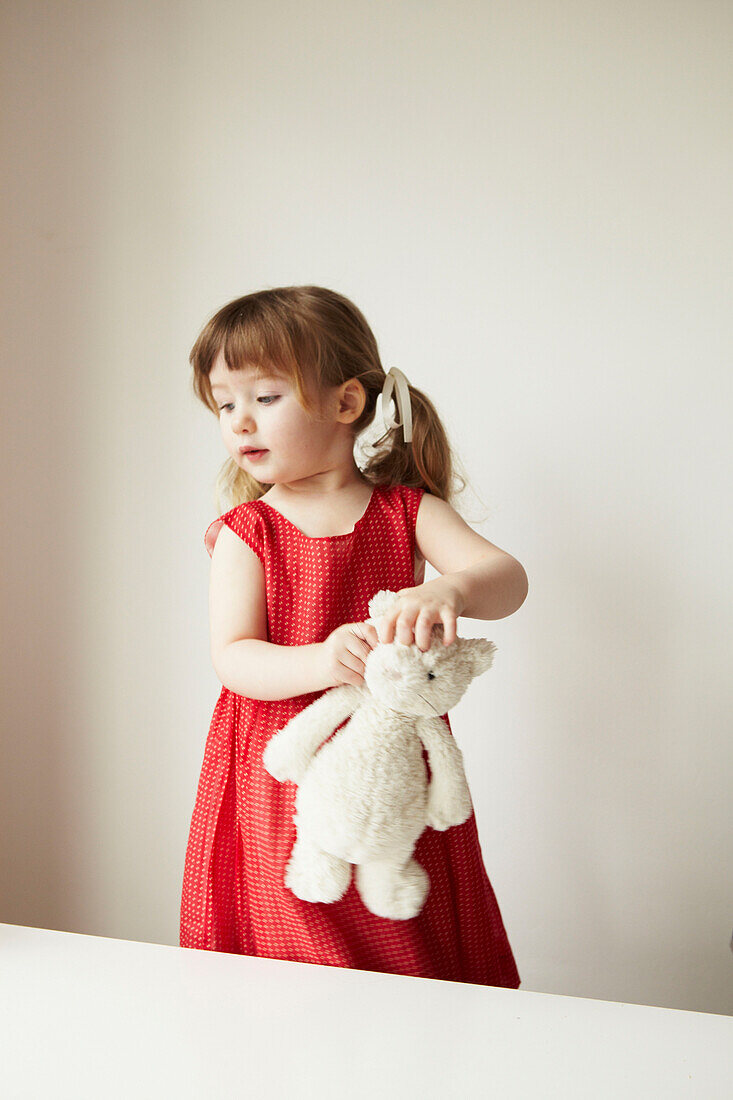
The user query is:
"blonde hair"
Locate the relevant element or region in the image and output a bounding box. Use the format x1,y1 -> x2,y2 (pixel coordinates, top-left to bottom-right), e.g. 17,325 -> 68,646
189,285 -> 468,514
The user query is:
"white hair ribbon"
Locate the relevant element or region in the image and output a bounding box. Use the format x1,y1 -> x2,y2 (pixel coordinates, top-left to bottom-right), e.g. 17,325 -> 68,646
378,366 -> 413,443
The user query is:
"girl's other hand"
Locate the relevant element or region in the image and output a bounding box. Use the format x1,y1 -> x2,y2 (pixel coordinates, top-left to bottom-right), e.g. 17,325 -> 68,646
376,579 -> 465,652
322,620 -> 380,688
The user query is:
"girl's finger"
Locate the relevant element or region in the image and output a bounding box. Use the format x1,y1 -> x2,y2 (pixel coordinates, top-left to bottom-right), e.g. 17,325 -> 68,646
377,614 -> 393,644
338,654 -> 365,678
395,613 -> 418,646
440,608 -> 457,645
352,637 -> 372,660
415,608 -> 435,652
352,624 -> 375,652
360,622 -> 379,646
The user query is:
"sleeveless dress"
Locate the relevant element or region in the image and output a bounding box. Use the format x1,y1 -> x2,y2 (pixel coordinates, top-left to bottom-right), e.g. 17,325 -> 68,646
179,482 -> 520,988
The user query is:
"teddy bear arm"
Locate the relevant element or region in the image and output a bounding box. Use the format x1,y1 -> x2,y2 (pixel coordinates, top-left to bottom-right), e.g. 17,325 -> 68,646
415,716 -> 473,830
298,682 -> 363,749
263,683 -> 363,782
414,716 -> 463,778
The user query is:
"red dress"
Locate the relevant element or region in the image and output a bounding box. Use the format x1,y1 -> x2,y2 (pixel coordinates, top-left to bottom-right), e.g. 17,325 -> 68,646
179,481 -> 520,987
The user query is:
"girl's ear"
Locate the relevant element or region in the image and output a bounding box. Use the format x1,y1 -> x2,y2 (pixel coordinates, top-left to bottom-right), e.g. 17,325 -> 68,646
336,377 -> 367,425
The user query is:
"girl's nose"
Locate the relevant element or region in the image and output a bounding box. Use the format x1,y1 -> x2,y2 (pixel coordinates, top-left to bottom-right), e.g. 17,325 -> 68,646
231,406 -> 256,432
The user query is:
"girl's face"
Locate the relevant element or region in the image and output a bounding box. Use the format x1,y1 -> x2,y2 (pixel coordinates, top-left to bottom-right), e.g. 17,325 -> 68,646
208,350 -> 342,485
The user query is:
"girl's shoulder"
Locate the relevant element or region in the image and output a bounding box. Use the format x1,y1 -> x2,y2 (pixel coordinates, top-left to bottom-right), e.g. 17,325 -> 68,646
371,482 -> 426,541
202,484 -> 426,559
358,481 -> 426,527
204,498 -> 266,560
389,481 -> 427,517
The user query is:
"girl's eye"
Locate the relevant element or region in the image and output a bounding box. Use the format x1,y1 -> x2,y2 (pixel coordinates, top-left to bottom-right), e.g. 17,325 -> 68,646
218,396 -> 280,411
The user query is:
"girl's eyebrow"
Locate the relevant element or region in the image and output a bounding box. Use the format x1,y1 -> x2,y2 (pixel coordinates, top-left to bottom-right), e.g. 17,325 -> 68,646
210,374 -> 284,394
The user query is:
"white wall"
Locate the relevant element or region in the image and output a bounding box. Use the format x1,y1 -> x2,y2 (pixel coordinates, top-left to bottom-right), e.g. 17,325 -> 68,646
1,0 -> 731,1015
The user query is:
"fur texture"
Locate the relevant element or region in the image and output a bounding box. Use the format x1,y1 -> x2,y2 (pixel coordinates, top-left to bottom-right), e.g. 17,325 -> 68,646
262,589 -> 497,920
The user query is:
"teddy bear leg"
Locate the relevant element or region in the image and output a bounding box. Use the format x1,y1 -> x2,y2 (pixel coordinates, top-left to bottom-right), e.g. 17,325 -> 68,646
355,856 -> 430,921
285,832 -> 352,904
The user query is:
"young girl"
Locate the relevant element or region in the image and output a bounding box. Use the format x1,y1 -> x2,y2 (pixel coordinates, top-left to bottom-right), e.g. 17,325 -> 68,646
180,285 -> 528,988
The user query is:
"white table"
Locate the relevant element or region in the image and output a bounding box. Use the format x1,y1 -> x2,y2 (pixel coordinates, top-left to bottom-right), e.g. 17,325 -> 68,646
1,923 -> 731,1098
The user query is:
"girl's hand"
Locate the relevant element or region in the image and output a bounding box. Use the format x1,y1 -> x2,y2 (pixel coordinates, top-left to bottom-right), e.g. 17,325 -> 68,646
321,620 -> 381,688
376,579 -> 465,652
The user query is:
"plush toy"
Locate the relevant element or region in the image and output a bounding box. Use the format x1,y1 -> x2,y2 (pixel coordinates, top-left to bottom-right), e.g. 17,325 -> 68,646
262,589 -> 497,920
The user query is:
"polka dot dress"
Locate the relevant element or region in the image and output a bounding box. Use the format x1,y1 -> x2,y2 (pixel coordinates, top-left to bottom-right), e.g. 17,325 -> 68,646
179,482 -> 520,988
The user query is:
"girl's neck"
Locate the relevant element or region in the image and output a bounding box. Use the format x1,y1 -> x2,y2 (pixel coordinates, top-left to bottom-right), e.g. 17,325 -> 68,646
266,466 -> 371,504
260,472 -> 376,540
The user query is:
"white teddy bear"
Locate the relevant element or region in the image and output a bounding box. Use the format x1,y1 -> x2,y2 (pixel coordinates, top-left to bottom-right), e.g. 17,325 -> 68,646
262,589 -> 497,921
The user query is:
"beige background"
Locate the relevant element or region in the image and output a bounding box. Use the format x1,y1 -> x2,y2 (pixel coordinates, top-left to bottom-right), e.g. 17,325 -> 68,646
1,0 -> 731,1015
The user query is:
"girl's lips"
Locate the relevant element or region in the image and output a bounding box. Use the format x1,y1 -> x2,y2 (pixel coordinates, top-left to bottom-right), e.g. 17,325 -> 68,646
241,448 -> 268,461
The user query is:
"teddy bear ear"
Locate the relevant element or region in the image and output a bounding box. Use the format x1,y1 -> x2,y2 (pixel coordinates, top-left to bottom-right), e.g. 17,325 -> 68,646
367,589 -> 401,621
468,638 -> 497,675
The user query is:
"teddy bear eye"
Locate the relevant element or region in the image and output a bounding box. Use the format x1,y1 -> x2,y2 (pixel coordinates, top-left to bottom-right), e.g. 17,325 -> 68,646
427,671 -> 436,680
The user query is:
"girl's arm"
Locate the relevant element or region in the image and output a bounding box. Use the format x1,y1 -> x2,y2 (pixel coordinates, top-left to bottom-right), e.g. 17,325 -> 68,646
214,638 -> 333,700
378,493 -> 529,649
414,493 -> 528,619
209,524 -> 332,700
449,551 -> 528,621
